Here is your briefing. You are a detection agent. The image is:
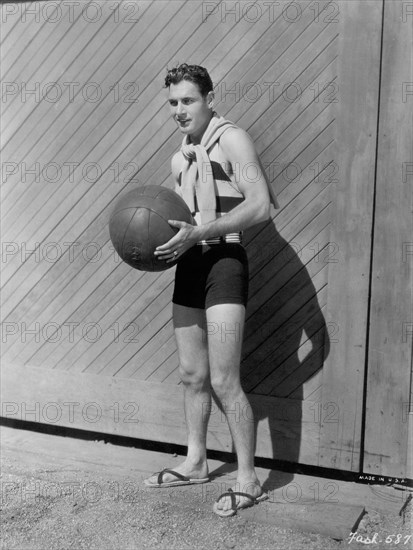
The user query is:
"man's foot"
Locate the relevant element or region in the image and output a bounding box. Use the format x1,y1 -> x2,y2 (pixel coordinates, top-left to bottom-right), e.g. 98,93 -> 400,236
213,479 -> 268,517
144,461 -> 209,487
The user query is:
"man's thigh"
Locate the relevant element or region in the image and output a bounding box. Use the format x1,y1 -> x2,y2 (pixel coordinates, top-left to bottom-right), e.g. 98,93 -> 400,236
206,303 -> 245,378
173,303 -> 209,376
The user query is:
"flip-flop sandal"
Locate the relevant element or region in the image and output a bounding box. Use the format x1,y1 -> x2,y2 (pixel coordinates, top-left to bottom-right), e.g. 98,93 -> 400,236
144,468 -> 209,488
213,488 -> 269,517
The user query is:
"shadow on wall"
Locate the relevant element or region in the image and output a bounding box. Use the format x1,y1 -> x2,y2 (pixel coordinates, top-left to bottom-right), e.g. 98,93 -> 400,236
212,218 -> 330,493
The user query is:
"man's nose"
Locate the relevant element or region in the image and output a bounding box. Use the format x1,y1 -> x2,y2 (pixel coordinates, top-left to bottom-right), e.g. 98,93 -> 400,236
176,102 -> 185,116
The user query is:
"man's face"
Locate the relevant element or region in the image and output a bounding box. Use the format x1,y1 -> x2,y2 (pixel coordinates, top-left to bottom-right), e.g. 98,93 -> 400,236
168,80 -> 213,142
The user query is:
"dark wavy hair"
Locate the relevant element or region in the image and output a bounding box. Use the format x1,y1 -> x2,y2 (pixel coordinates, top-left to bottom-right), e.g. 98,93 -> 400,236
164,64 -> 213,97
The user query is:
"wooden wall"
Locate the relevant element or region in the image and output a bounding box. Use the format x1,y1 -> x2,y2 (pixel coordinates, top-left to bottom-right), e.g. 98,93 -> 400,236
363,0 -> 413,479
1,1 -> 410,477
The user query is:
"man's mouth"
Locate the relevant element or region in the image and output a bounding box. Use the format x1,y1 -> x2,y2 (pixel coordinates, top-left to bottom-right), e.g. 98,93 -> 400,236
177,119 -> 190,125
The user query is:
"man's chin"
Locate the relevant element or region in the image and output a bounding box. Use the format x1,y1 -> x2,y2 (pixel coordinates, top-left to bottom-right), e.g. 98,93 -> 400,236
177,126 -> 191,134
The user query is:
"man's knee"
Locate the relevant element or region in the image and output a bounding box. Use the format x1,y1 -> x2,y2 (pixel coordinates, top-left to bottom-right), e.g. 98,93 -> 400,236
210,372 -> 238,399
179,360 -> 209,388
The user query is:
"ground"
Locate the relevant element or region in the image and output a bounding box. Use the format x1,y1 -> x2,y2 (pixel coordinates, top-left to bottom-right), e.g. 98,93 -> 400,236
0,426 -> 411,550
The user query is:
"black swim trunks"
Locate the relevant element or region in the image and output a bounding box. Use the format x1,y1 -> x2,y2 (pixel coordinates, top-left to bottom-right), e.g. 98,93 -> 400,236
172,243 -> 249,309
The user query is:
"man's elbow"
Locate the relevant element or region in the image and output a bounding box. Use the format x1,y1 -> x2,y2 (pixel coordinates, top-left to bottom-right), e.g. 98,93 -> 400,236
244,191 -> 271,225
255,197 -> 271,224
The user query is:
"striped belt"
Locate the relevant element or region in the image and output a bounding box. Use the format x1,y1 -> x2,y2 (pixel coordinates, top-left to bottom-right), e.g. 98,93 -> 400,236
196,232 -> 243,246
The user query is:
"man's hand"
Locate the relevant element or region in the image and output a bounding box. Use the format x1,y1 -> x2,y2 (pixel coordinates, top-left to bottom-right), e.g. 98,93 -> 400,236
154,220 -> 200,263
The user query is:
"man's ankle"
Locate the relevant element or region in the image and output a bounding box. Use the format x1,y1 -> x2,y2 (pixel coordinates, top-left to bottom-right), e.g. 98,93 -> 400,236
186,456 -> 207,468
236,471 -> 260,483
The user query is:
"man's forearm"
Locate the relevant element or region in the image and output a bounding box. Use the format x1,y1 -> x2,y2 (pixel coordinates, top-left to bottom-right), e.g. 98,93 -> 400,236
193,198 -> 270,241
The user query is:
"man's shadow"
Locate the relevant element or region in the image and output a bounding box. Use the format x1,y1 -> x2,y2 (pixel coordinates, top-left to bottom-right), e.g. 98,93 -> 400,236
210,218 -> 330,494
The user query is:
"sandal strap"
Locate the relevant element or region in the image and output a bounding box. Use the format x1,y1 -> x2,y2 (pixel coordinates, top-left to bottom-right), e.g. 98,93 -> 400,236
215,488 -> 257,510
157,468 -> 190,485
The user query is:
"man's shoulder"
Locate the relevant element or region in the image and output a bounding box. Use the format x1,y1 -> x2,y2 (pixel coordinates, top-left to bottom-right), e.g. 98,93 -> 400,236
220,125 -> 253,148
219,125 -> 255,159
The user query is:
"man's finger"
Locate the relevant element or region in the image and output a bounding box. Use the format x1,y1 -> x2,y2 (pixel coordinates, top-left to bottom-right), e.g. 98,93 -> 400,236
155,224 -> 185,252
168,219 -> 182,227
155,238 -> 177,253
154,245 -> 173,253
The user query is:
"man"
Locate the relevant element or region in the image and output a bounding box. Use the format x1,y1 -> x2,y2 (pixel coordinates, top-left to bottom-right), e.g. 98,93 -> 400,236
144,64 -> 277,517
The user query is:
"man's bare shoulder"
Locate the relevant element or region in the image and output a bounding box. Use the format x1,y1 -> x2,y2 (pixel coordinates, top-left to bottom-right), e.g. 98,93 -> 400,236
221,126 -> 252,144
220,126 -> 258,161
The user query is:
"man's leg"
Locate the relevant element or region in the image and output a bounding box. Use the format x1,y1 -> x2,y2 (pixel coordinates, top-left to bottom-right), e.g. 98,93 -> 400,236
206,303 -> 264,512
145,303 -> 210,484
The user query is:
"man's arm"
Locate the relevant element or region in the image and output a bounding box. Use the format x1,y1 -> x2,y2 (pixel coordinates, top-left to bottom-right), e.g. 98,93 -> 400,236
155,128 -> 271,260
194,127 -> 270,240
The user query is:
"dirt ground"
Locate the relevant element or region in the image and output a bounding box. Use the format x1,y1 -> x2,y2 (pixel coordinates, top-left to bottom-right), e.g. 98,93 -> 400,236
0,426 -> 411,550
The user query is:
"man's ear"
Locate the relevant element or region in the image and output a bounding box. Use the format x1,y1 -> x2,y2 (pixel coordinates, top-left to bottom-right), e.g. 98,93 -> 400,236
206,91 -> 214,108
